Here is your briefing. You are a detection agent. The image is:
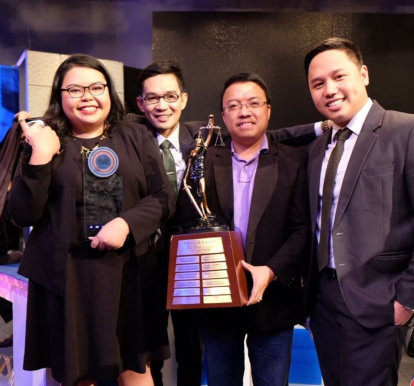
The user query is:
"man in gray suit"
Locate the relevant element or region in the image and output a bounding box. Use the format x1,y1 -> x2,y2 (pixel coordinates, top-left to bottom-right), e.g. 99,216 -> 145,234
304,37 -> 414,386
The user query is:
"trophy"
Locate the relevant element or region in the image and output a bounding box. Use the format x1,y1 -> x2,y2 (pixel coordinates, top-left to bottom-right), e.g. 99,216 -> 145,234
182,114 -> 227,232
167,115 -> 248,309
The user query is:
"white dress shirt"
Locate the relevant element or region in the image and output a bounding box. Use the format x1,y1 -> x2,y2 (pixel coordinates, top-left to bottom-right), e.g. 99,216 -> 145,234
316,99 -> 373,268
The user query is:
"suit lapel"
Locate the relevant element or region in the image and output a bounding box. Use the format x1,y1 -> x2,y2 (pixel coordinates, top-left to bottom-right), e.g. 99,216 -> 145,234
146,121 -> 198,161
334,103 -> 383,226
213,146 -> 234,225
245,145 -> 279,261
179,123 -> 198,160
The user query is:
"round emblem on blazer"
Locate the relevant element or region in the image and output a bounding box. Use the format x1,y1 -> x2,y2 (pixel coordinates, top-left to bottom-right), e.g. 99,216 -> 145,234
88,147 -> 119,178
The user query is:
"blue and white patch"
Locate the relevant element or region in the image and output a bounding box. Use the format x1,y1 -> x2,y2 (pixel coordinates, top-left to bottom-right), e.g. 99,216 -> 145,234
88,146 -> 119,178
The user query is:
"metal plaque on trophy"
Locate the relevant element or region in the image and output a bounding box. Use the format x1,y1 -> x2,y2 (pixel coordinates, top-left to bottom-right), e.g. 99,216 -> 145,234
167,115 -> 248,309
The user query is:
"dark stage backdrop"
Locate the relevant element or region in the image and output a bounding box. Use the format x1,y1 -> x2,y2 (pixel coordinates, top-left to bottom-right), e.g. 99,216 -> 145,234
152,12 -> 414,129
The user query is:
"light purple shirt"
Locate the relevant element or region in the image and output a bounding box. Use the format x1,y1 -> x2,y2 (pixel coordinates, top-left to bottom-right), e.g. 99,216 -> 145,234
232,135 -> 269,248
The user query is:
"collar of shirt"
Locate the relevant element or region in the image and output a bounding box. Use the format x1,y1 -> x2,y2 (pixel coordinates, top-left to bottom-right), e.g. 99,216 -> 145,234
157,123 -> 181,151
331,98 -> 373,140
230,134 -> 269,163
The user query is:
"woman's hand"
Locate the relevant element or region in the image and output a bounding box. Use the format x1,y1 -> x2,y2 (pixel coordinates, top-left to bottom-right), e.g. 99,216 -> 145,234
20,119 -> 60,165
89,217 -> 130,250
15,110 -> 32,122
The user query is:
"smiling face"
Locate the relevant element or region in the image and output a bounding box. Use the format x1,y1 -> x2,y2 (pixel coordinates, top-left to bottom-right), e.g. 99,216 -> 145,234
61,66 -> 111,137
222,81 -> 271,151
307,49 -> 369,128
137,73 -> 188,138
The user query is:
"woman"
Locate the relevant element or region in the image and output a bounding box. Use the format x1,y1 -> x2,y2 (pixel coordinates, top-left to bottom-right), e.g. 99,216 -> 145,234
6,54 -> 174,385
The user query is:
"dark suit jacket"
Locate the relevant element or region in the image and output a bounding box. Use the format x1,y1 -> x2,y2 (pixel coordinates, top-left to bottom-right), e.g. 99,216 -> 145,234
305,101 -> 414,329
199,132 -> 310,334
124,114 -> 204,230
268,123 -> 319,148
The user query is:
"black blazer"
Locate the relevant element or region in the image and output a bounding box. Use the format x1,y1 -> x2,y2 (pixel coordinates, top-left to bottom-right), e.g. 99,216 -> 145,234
124,114 -> 203,229
199,133 -> 310,334
6,121 -> 173,295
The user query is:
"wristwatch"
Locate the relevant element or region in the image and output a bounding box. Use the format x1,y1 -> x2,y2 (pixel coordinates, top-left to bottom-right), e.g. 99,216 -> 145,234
403,304 -> 414,312
321,120 -> 331,133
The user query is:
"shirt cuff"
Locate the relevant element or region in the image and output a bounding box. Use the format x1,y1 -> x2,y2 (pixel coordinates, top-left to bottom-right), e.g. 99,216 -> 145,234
314,121 -> 323,137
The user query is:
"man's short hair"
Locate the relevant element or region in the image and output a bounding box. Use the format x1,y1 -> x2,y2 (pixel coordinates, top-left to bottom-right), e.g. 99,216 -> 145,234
137,60 -> 185,96
304,37 -> 364,77
220,73 -> 271,111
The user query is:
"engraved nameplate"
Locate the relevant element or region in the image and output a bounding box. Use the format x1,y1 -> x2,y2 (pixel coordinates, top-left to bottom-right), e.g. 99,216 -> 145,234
174,288 -> 201,296
173,296 -> 200,305
201,253 -> 226,262
202,270 -> 228,279
175,263 -> 200,272
203,287 -> 231,295
202,262 -> 228,271
175,272 -> 201,280
177,237 -> 224,255
203,295 -> 233,304
202,278 -> 230,287
177,255 -> 199,264
174,280 -> 200,288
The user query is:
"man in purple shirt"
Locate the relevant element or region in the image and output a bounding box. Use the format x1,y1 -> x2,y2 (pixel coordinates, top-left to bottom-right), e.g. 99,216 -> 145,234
199,73 -> 310,386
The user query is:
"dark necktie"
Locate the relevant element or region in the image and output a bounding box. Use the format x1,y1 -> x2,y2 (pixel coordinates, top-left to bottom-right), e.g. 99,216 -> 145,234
160,140 -> 178,195
318,128 -> 352,271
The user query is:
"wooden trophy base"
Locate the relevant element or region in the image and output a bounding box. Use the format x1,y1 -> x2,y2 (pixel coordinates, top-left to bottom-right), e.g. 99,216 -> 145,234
167,231 -> 248,309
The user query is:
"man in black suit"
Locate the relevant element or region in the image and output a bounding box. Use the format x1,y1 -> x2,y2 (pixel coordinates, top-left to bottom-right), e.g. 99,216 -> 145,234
304,37 -> 414,386
131,60 -> 203,386
199,73 -> 310,386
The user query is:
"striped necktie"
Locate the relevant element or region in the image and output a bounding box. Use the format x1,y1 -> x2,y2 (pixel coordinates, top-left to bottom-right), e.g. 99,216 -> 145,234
160,139 -> 178,195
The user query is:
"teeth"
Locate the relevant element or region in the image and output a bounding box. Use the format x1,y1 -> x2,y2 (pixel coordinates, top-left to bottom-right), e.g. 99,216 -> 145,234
328,99 -> 343,107
80,106 -> 97,111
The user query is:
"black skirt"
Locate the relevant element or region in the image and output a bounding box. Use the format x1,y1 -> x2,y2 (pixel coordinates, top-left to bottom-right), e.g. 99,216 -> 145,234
23,243 -> 170,385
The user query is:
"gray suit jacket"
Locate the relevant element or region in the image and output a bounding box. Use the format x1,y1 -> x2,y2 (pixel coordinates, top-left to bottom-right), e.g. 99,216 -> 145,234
306,101 -> 414,329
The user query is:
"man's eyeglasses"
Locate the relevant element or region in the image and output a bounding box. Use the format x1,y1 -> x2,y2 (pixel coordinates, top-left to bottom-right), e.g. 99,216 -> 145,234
139,93 -> 182,105
223,100 -> 268,113
61,83 -> 107,98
